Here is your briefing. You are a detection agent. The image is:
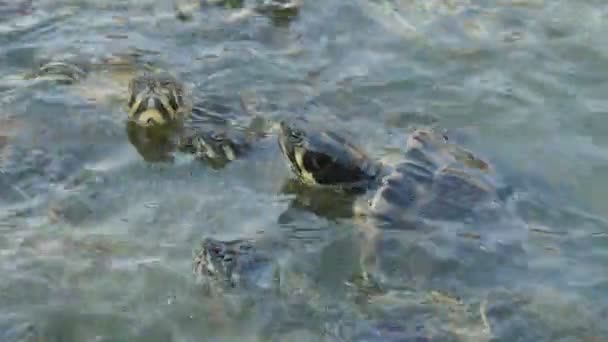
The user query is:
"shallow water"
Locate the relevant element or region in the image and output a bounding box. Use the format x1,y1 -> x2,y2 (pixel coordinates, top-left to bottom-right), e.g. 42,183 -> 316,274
1,0 -> 607,341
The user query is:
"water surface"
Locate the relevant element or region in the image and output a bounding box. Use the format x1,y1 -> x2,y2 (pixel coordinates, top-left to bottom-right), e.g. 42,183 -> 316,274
1,0 -> 607,341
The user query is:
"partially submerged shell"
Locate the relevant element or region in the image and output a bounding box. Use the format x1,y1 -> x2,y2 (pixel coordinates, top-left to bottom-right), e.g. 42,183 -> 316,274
24,52 -> 158,107
276,119 -> 502,227
360,127 -> 500,226
26,61 -> 88,84
416,165 -> 499,221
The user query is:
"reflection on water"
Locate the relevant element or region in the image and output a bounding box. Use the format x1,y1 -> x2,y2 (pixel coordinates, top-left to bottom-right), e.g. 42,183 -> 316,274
125,121 -> 178,163
277,178 -> 360,224
1,0 -> 608,341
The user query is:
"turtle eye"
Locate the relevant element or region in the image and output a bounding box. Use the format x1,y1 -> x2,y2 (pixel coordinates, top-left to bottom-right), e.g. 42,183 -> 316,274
289,129 -> 303,141
209,132 -> 226,142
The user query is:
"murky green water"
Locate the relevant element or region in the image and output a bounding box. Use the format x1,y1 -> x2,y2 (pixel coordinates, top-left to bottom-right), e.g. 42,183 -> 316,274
1,0 -> 607,341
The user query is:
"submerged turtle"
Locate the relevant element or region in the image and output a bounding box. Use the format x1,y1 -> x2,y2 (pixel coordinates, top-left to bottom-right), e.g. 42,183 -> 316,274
0,53 -> 153,205
191,235 -> 470,341
23,51 -> 272,166
124,69 -> 271,166
277,117 -> 383,191
277,116 -> 510,288
23,52 -> 152,107
274,116 -> 383,224
175,0 -> 301,26
20,52 -> 269,166
192,235 -> 350,339
193,237 -> 281,296
277,116 -> 497,220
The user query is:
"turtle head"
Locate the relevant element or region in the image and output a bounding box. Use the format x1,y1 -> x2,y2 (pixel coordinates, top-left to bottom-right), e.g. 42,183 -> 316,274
278,117 -> 378,189
193,237 -> 280,294
193,238 -> 248,290
127,72 -> 185,127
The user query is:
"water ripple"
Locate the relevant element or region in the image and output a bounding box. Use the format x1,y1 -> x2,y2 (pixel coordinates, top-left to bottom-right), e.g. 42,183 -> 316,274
0,0 -> 607,341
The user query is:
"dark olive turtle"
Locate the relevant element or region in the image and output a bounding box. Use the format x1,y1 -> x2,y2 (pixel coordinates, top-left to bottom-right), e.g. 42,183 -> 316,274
125,71 -> 269,165
277,120 -> 498,224
277,120 -> 508,292
275,117 -> 387,226
126,71 -> 187,126
277,116 -> 382,191
193,232 -> 380,341
25,56 -> 265,166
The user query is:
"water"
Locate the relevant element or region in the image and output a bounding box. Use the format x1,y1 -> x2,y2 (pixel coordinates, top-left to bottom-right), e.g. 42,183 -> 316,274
1,0 -> 607,341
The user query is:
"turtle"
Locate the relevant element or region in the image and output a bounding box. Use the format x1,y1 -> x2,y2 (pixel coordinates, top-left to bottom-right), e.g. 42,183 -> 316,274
22,51 -> 155,107
276,116 -> 512,290
276,116 -> 497,221
191,235 -> 473,341
0,52 -> 154,207
191,235 -> 354,340
17,53 -> 193,164
273,116 -> 384,224
193,237 -> 282,296
174,0 -> 301,26
20,50 -> 272,166
276,117 -> 384,192
124,69 -> 272,166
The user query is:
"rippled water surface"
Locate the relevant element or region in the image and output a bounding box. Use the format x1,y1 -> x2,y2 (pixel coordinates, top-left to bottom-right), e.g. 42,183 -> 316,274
1,0 -> 608,341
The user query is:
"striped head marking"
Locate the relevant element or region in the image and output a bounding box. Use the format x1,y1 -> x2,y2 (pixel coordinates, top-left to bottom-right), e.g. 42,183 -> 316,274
278,118 -> 378,189
127,72 -> 185,127
193,238 -> 254,290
